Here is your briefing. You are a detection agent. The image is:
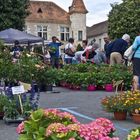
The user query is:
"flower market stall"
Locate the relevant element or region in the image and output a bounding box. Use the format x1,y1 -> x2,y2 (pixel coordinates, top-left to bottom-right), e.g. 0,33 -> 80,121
56,64 -> 133,91
0,28 -> 43,44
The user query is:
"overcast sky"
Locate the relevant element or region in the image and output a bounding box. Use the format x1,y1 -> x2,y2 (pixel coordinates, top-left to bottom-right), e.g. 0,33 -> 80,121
31,0 -> 122,27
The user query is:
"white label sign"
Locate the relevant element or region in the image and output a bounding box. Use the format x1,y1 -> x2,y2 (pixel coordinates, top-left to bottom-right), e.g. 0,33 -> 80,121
12,85 -> 25,95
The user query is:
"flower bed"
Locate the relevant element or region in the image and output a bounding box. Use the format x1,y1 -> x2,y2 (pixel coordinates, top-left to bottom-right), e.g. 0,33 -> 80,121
17,109 -> 119,140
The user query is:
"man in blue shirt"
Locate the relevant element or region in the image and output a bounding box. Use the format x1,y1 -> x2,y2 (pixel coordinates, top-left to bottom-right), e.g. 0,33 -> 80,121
48,36 -> 63,68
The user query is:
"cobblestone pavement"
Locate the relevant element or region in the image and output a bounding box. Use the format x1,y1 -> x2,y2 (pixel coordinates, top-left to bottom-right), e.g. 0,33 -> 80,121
0,87 -> 139,140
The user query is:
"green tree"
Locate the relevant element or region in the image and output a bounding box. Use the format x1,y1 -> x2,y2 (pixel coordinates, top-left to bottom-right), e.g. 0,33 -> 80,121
108,0 -> 140,41
0,0 -> 29,31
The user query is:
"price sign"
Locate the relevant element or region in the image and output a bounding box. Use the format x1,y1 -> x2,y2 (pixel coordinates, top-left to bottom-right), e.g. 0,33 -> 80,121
12,85 -> 25,95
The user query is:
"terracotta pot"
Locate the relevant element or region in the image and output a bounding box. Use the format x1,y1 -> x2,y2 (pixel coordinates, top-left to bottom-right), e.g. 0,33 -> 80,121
132,113 -> 140,124
114,112 -> 127,120
87,85 -> 96,91
105,84 -> 113,92
0,112 -> 4,120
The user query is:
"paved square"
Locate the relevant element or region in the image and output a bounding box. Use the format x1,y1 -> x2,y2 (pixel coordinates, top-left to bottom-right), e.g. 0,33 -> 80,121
0,87 -> 139,140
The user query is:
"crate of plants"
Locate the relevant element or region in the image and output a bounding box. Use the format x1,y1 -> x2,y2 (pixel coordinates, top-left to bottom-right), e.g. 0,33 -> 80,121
3,86 -> 40,124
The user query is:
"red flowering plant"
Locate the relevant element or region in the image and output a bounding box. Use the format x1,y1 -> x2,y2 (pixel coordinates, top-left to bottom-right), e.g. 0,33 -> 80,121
17,109 -> 119,140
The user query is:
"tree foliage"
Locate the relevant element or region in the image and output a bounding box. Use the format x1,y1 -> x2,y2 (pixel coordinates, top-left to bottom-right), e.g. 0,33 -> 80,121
0,0 -> 29,31
108,0 -> 140,41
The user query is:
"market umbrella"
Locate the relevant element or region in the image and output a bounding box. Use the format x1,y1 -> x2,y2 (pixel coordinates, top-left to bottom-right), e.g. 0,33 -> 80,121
0,28 -> 43,44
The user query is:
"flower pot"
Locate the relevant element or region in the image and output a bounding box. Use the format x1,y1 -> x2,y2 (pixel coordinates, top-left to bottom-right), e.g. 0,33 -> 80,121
105,84 -> 113,92
46,85 -> 53,91
87,85 -> 96,91
0,112 -> 4,119
81,86 -> 87,91
114,112 -> 127,120
132,113 -> 140,124
96,85 -> 104,90
69,84 -> 74,89
39,83 -> 47,92
73,85 -> 81,90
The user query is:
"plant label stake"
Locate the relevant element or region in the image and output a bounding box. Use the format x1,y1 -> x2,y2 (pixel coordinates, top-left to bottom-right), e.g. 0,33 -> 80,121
113,80 -> 123,94
12,85 -> 25,114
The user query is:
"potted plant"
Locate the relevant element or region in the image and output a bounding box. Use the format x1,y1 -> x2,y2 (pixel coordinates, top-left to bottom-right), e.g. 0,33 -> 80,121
4,99 -> 22,123
132,108 -> 140,124
104,75 -> 113,92
87,72 -> 97,91
96,71 -> 104,90
36,67 -> 55,92
101,93 -> 128,120
0,94 -> 9,119
127,91 -> 140,124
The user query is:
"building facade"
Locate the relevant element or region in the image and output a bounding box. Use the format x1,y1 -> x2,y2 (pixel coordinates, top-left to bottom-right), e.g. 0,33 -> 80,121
25,0 -> 88,44
87,21 -> 108,49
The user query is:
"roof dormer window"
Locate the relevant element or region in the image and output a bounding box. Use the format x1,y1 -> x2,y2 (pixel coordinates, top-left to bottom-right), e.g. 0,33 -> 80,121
37,8 -> 42,13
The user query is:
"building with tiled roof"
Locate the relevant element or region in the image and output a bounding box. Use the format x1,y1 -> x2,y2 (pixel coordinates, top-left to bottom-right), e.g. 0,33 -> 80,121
87,21 -> 108,49
25,0 -> 88,44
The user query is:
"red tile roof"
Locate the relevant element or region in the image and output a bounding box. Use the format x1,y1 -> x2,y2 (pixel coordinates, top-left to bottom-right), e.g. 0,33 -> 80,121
69,0 -> 88,14
26,1 -> 70,24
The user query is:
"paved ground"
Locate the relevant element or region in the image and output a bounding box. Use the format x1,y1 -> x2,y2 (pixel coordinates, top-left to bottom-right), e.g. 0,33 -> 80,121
0,87 -> 139,140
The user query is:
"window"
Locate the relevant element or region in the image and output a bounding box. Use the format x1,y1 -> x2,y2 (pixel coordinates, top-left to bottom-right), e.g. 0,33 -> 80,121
78,31 -> 83,41
37,8 -> 42,13
60,27 -> 69,41
37,25 -> 47,40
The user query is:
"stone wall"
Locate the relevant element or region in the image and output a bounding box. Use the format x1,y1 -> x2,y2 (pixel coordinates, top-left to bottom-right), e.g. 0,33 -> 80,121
25,22 -> 71,41
70,13 -> 87,44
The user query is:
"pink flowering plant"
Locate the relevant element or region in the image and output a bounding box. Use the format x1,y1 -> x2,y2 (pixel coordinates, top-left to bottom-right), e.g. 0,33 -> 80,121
17,109 -> 119,140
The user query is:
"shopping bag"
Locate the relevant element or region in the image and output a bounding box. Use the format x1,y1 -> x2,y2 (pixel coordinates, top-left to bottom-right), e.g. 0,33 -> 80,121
124,46 -> 134,61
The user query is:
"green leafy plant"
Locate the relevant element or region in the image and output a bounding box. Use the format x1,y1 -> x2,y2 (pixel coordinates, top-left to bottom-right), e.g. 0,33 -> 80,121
4,99 -> 20,119
127,127 -> 140,140
0,94 -> 9,112
108,0 -> 140,41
